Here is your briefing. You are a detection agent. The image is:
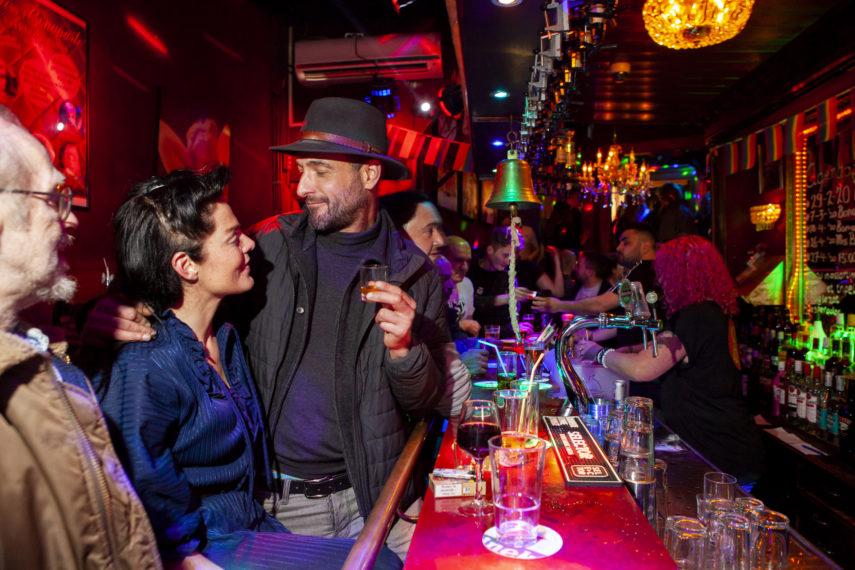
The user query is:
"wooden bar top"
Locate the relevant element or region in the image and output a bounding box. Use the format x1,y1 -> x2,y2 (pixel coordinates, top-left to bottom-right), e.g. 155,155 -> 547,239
405,416 -> 676,569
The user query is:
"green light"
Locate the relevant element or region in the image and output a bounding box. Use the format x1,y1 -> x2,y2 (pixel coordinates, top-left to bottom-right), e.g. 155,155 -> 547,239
492,90 -> 509,99
684,191 -> 692,201
460,220 -> 468,231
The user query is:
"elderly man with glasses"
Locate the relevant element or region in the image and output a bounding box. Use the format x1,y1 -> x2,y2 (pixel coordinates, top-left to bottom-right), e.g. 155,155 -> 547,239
0,106 -> 163,568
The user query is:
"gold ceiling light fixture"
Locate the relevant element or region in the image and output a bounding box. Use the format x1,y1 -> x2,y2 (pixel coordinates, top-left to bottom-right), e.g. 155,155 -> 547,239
642,0 -> 754,50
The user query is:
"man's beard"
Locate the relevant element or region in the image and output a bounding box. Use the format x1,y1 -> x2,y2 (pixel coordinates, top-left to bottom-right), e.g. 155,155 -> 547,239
307,188 -> 370,233
33,274 -> 77,303
32,234 -> 77,303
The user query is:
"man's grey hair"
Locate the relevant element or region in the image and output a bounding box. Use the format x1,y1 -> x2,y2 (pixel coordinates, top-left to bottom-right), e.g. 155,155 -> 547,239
0,106 -> 42,226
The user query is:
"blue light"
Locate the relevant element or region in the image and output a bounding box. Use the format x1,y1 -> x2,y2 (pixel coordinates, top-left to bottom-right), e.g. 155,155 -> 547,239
492,90 -> 509,99
492,140 -> 504,147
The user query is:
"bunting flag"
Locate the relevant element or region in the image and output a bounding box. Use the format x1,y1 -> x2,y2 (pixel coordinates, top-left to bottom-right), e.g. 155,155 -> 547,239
386,125 -> 472,172
818,96 -> 838,143
725,140 -> 740,175
785,112 -> 805,155
764,124 -> 784,163
742,132 -> 757,170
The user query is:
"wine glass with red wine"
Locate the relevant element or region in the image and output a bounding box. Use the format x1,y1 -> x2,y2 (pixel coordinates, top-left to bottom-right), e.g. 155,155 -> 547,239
457,399 -> 501,516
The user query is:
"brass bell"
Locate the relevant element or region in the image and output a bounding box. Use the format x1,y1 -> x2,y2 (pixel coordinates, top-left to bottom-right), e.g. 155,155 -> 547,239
486,149 -> 542,212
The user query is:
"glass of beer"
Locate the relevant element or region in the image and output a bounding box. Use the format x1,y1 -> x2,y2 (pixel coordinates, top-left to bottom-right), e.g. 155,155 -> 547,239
359,264 -> 388,301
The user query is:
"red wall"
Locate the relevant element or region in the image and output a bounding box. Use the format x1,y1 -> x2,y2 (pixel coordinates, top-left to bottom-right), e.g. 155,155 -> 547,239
54,0 -> 277,301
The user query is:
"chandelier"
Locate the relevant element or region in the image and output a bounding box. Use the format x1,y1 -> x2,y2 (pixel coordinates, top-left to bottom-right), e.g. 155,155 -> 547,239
642,0 -> 755,50
580,144 -> 650,208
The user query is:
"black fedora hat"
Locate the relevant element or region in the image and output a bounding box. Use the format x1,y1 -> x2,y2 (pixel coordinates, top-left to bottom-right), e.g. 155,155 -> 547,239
271,97 -> 410,180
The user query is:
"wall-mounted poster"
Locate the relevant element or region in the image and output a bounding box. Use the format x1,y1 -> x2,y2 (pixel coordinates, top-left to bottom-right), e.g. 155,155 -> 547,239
0,0 -> 89,208
436,169 -> 457,212
461,172 -> 479,219
157,106 -> 231,198
481,179 -> 495,224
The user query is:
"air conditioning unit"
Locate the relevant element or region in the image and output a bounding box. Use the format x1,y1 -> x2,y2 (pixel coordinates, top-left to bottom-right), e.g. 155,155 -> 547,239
295,33 -> 443,86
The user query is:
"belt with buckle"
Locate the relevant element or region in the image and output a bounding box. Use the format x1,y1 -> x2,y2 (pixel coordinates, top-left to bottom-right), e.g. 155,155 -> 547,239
280,473 -> 351,499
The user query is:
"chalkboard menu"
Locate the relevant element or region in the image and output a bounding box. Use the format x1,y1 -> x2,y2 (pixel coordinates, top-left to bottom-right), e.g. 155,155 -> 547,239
805,136 -> 855,309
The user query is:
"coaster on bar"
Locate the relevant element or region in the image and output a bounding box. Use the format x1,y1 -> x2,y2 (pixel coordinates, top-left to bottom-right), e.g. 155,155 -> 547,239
482,525 -> 562,560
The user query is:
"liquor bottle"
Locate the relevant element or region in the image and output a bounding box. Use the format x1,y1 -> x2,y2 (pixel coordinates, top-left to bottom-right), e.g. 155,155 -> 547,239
841,377 -> 855,456
830,374 -> 846,445
789,360 -> 803,427
772,358 -> 785,418
741,349 -> 753,400
818,369 -> 833,439
787,360 -> 802,425
805,365 -> 821,434
825,337 -> 841,377
758,355 -> 775,410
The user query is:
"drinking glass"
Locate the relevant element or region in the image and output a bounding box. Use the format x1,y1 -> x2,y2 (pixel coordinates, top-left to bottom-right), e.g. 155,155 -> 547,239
655,459 -> 669,535
456,400 -> 501,517
704,472 -> 737,502
623,396 -> 655,426
497,351 -> 521,389
359,264 -> 388,301
604,409 -> 624,468
712,513 -> 750,570
523,337 -> 546,380
618,419 -> 655,483
705,498 -> 738,538
493,389 -> 530,433
750,510 -> 789,569
484,324 -> 501,340
666,517 -> 707,569
511,379 -> 539,435
488,433 -> 547,548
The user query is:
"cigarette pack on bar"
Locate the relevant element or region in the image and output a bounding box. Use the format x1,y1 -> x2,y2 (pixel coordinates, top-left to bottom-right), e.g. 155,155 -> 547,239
429,469 -> 486,498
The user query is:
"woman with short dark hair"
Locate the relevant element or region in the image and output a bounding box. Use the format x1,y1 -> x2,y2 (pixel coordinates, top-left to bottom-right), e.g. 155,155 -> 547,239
98,166 -> 401,569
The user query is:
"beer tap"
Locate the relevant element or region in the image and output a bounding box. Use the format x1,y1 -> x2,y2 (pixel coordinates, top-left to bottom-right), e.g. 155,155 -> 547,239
554,281 -> 662,415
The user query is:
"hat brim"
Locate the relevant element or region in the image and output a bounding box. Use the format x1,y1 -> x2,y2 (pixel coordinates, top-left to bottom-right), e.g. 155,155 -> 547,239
271,138 -> 410,181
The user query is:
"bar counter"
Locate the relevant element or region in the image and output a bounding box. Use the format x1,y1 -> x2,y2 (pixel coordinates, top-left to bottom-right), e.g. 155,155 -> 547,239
404,386 -> 841,568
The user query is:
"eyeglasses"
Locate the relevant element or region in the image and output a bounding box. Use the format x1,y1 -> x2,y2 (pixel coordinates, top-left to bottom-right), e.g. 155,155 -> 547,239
0,184 -> 73,220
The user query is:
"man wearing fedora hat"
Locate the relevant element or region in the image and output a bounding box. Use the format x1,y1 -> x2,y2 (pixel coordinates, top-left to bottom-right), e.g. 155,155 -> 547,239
242,97 -> 447,558
82,97 -> 447,560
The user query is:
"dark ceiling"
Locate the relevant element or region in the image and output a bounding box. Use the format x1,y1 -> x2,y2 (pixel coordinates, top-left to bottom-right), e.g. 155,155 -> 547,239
263,0 -> 851,177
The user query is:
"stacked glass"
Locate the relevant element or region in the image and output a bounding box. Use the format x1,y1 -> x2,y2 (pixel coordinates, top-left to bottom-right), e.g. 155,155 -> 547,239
618,397 -> 656,526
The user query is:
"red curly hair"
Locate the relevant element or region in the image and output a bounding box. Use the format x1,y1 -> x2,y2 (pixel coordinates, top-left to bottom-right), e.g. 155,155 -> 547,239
654,235 -> 738,318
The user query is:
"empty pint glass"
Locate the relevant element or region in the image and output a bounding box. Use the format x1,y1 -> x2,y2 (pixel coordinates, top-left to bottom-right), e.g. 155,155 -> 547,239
488,434 -> 547,549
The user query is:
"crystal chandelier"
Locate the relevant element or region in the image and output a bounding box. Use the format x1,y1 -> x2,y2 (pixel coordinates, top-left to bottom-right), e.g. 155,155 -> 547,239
642,0 -> 754,50
580,144 -> 650,208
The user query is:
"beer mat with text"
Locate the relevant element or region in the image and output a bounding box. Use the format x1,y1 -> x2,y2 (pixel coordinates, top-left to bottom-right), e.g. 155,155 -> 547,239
543,415 -> 623,486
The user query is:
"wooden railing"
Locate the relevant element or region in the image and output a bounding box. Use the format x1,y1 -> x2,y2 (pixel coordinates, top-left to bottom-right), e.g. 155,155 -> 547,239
342,417 -> 435,569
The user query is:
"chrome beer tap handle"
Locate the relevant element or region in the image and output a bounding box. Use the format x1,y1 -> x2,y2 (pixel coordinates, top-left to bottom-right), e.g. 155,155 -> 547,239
646,291 -> 660,357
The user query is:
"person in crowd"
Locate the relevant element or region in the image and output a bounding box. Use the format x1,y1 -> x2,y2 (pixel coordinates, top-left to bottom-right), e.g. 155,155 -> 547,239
543,197 -> 582,251
654,183 -> 697,243
99,167 -> 400,569
378,190 -> 474,416
87,97 -> 447,561
567,251 -> 614,301
513,224 -> 564,298
558,249 -> 578,299
533,223 -> 657,318
381,190 -> 445,262
0,106 -> 162,568
534,223 -> 660,401
444,235 -> 479,336
575,236 -> 765,482
469,226 -> 541,338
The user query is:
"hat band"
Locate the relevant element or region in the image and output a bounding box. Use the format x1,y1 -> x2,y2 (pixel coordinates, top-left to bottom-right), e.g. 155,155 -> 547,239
301,131 -> 383,155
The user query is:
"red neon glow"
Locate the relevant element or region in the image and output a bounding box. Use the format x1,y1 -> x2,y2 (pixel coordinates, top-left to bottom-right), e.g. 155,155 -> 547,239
126,16 -> 168,55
